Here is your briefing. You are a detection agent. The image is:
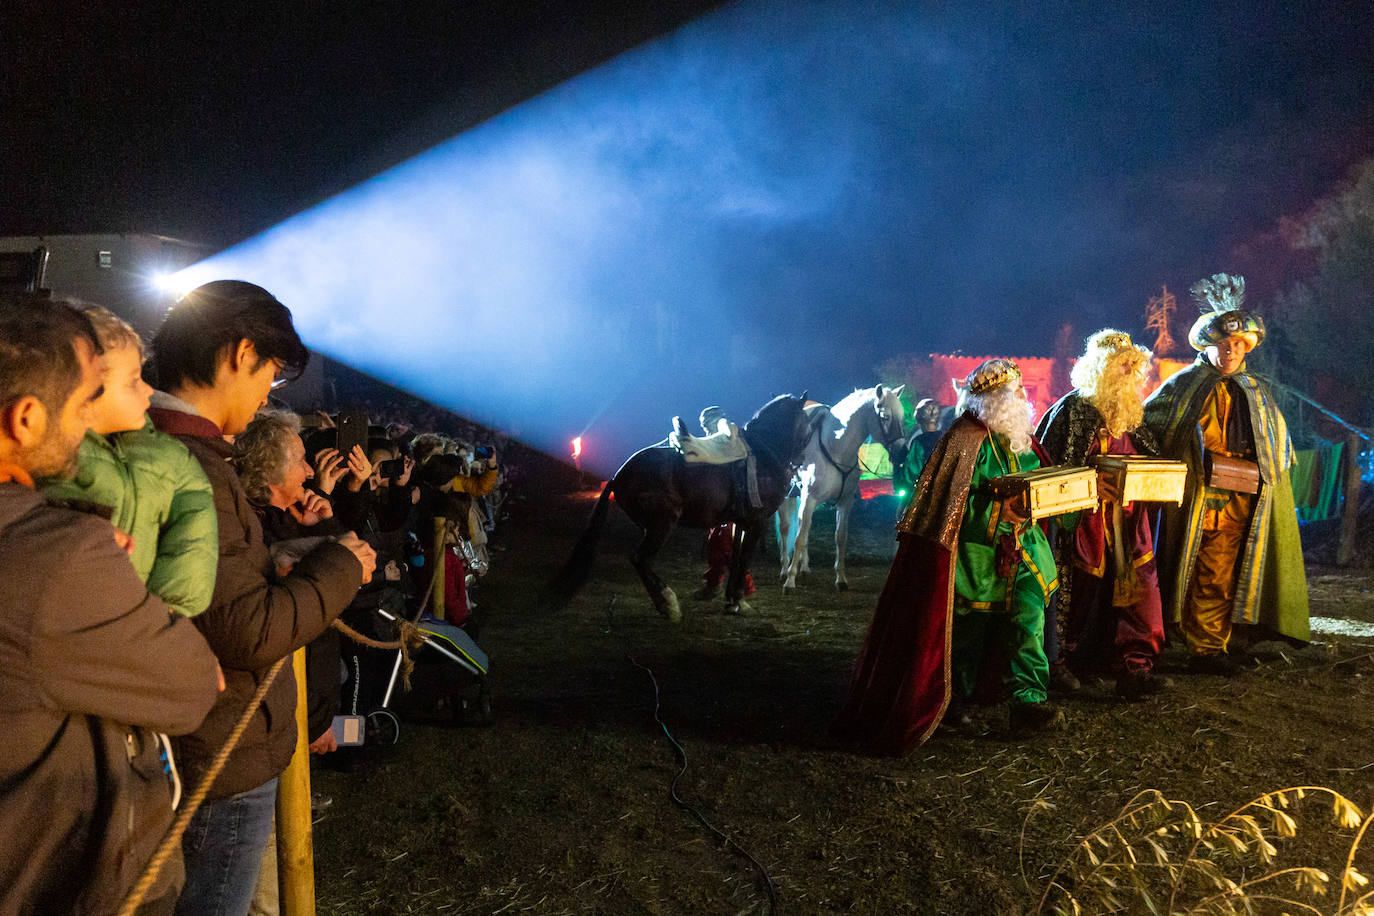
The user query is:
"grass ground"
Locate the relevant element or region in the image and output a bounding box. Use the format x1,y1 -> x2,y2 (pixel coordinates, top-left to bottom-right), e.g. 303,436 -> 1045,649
312,490 -> 1374,915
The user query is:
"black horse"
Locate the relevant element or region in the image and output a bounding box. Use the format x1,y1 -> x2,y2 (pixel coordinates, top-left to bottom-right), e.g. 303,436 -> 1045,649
546,392 -> 811,621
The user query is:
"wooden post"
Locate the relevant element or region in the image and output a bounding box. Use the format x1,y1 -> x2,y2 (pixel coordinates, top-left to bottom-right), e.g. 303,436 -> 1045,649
276,648 -> 316,915
431,517 -> 446,619
1337,432 -> 1364,567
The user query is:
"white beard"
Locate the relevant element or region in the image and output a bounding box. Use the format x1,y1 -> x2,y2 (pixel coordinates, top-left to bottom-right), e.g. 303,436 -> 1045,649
975,386 -> 1035,454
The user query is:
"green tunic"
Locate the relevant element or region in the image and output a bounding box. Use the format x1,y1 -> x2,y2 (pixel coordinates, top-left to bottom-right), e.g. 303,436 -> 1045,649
954,435 -> 1058,610
948,434 -> 1057,704
890,436 -> 925,512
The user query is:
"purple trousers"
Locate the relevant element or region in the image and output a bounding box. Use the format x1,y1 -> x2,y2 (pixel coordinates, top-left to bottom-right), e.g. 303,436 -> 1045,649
1064,554 -> 1165,676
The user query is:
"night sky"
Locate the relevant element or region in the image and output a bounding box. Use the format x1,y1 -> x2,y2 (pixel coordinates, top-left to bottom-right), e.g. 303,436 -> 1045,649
5,1 -> 1374,468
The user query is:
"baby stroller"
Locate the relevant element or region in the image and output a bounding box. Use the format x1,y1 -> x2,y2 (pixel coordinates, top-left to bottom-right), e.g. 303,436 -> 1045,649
338,585 -> 493,748
367,606 -> 492,745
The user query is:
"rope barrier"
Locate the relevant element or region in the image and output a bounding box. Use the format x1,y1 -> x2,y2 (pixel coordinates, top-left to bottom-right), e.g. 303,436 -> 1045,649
116,655 -> 290,916
120,549 -> 445,914
330,617 -> 426,690
328,542 -> 442,689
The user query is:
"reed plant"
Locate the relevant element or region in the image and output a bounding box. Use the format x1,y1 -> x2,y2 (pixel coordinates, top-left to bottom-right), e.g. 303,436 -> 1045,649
1028,786 -> 1374,915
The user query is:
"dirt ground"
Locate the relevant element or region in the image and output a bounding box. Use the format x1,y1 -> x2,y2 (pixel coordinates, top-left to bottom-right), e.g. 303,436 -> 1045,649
312,489 -> 1374,915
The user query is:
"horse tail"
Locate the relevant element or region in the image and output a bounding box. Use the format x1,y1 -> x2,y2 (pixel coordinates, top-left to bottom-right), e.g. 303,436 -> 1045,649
540,479 -> 615,612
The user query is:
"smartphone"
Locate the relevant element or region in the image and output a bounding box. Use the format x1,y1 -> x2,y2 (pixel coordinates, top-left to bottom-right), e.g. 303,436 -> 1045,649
377,458 -> 406,480
335,410 -> 369,461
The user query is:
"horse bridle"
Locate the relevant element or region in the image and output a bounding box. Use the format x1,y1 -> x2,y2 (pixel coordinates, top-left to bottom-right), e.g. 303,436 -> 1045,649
812,400 -> 906,493
745,404 -> 811,477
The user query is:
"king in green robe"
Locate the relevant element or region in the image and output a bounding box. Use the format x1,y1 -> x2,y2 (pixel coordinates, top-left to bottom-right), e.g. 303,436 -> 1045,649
834,360 -> 1060,753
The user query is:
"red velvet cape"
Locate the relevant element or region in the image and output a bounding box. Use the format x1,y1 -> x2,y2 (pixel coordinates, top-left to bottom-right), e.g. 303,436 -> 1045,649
832,415 -> 1051,755
832,416 -> 988,755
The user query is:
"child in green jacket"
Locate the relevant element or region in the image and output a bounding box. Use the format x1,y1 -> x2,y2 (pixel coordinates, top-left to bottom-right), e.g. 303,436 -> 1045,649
43,306 -> 218,615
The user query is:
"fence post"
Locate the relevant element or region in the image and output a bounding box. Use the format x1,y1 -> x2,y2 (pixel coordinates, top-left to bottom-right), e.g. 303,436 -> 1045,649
1337,431 -> 1363,567
277,648 -> 316,915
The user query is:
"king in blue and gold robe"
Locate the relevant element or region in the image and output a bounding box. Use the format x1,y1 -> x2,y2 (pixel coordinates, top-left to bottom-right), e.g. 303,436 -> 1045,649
1142,356 -> 1309,649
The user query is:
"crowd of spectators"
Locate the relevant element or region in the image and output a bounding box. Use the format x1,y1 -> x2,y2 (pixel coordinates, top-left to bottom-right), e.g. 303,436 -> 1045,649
0,282 -> 516,915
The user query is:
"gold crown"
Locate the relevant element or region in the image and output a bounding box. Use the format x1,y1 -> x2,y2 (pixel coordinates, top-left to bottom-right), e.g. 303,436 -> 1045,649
1093,331 -> 1133,351
967,360 -> 1021,396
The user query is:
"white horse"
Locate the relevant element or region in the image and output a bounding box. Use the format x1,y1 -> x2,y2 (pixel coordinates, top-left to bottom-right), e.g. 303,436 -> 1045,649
777,385 -> 909,591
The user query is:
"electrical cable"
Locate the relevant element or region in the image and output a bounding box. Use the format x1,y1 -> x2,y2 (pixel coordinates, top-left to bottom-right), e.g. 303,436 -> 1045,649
628,653 -> 779,915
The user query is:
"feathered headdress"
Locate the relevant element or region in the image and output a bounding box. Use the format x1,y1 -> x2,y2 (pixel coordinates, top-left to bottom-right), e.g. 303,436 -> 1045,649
1189,273 -> 1246,314
1186,273 -> 1264,351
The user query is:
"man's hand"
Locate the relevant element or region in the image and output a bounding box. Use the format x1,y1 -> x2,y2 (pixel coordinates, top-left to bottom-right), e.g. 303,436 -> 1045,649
1096,472 -> 1122,504
337,531 -> 377,584
309,729 -> 338,754
288,490 -> 334,527
312,447 -> 347,495
486,451 -> 499,470
1002,493 -> 1030,526
112,528 -> 136,556
345,445 -> 373,491
396,456 -> 414,486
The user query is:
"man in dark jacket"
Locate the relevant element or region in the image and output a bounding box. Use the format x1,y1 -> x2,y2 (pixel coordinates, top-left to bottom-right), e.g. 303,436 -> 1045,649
147,280 -> 376,916
0,293 -> 222,915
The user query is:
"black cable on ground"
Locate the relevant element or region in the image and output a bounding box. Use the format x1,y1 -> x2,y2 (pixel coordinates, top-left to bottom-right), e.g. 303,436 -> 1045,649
628,653 -> 779,915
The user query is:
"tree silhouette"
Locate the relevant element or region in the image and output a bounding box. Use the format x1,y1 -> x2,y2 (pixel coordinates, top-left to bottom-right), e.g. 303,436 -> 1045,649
1144,284 -> 1177,356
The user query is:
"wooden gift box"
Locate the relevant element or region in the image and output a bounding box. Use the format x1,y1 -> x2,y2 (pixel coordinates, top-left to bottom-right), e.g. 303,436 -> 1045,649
1091,456 -> 1189,505
988,466 -> 1098,520
1204,453 -> 1260,494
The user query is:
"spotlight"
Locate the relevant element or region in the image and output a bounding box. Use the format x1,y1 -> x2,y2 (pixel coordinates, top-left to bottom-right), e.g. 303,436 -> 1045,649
150,269 -> 199,299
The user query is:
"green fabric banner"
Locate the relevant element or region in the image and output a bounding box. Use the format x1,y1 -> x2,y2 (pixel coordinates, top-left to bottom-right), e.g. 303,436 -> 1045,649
1290,442 -> 1345,522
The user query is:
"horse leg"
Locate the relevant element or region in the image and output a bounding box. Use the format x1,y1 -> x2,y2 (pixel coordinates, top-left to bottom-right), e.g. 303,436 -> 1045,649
775,496 -> 797,577
726,524 -> 761,615
630,520 -> 681,624
782,495 -> 818,592
833,496 -> 851,591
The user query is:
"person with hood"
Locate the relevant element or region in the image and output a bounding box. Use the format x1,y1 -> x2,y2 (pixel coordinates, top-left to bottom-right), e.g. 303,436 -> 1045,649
42,304 -> 218,617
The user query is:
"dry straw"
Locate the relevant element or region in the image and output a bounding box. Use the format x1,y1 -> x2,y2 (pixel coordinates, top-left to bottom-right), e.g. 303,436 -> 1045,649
1028,785 -> 1374,915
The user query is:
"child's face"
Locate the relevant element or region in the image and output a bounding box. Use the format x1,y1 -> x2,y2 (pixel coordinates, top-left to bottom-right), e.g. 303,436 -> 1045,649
89,344 -> 153,434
